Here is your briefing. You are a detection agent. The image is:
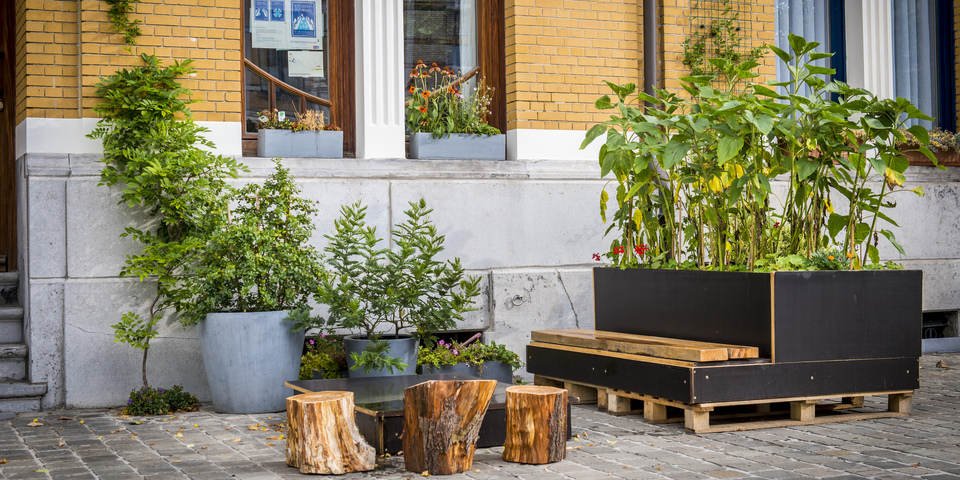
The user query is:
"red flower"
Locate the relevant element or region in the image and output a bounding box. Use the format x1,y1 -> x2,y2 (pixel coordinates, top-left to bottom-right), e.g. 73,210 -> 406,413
612,246 -> 625,255
592,253 -> 602,261
418,105 -> 427,113
634,244 -> 649,256
773,221 -> 780,228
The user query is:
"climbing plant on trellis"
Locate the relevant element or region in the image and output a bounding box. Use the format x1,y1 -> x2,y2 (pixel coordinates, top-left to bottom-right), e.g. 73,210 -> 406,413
682,0 -> 764,80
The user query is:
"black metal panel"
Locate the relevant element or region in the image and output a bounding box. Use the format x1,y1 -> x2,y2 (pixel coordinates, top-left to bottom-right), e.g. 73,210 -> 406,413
593,268 -> 773,357
692,357 -> 920,403
773,270 -> 923,362
527,344 -> 694,403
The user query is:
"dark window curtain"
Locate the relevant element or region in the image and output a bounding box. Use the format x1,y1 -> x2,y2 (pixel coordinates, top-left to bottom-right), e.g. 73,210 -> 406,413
893,1 -> 939,129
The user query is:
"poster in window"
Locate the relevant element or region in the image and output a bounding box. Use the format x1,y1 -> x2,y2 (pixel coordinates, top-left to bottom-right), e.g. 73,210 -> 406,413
288,50 -> 324,78
270,0 -> 285,21
290,1 -> 317,39
253,0 -> 269,21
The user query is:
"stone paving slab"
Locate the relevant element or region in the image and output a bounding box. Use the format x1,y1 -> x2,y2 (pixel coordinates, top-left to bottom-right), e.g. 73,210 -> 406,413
1,353 -> 960,479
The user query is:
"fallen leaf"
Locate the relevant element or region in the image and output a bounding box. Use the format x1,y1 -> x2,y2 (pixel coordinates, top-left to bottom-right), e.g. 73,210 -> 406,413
36,469 -> 49,473
58,440 -> 64,447
248,424 -> 259,431
623,466 -> 630,469
201,446 -> 207,449
937,360 -> 948,368
567,446 -> 583,450
657,467 -> 661,470
225,427 -> 231,430
421,470 -> 431,477
607,440 -> 617,445
174,433 -> 183,438
177,427 -> 185,432
475,469 -> 480,473
130,420 -> 143,425
172,460 -> 181,463
58,416 -> 73,421
186,444 -> 194,448
912,462 -> 921,467
266,443 -> 274,447
232,438 -> 242,443
193,424 -> 199,428
267,435 -> 283,440
582,431 -> 588,437
542,467 -> 547,471
0,459 -> 5,464
587,443 -> 596,447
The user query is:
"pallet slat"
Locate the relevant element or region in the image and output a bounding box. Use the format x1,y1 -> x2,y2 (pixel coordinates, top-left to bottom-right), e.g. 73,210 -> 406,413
532,330 -> 758,362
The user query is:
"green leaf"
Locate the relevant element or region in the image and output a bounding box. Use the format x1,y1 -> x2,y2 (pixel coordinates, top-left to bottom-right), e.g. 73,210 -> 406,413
867,244 -> 880,265
881,229 -> 906,256
582,124 -> 606,149
595,95 -> 613,110
768,45 -> 793,64
718,136 -> 744,165
827,213 -> 848,239
806,65 -> 836,76
808,52 -> 834,61
906,124 -> 930,145
662,140 -> 691,169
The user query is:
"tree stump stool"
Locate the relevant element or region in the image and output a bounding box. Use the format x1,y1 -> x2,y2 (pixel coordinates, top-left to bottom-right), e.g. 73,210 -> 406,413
502,385 -> 568,464
402,379 -> 497,475
285,391 -> 375,475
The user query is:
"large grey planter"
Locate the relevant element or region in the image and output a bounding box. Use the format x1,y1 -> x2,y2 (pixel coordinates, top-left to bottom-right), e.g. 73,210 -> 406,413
344,335 -> 417,378
257,129 -> 343,158
409,132 -> 505,160
198,310 -> 304,413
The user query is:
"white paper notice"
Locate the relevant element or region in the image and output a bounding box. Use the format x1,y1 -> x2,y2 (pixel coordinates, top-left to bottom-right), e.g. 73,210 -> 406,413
251,0 -> 322,50
288,50 -> 325,78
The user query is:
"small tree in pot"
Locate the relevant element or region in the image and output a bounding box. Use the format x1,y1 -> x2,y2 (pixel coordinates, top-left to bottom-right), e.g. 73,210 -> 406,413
293,199 -> 481,376
174,158 -> 325,413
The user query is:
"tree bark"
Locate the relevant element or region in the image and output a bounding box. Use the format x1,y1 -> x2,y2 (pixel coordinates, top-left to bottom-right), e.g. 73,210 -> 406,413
402,379 -> 497,475
286,391 -> 375,474
502,385 -> 567,464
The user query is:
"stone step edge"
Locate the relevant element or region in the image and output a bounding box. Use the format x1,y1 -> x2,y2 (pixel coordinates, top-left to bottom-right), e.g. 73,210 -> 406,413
0,306 -> 24,320
0,344 -> 27,359
0,272 -> 17,285
0,381 -> 46,399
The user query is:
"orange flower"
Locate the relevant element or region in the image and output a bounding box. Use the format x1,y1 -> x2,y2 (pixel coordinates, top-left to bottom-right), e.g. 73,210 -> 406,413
422,91 -> 431,98
846,252 -> 854,258
418,105 -> 427,113
448,87 -> 457,94
827,255 -> 835,261
409,86 -> 415,93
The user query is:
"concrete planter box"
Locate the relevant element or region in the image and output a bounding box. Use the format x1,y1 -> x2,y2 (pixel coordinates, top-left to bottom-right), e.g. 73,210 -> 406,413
257,129 -> 343,158
409,132 -> 505,160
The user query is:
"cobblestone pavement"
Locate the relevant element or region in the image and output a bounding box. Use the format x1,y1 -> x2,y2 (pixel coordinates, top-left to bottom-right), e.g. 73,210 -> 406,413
2,353 -> 960,480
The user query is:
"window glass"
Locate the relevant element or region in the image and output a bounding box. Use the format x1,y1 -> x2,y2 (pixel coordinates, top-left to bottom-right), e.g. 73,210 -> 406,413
892,1 -> 939,129
403,0 -> 478,92
244,0 -> 330,128
774,0 -> 833,96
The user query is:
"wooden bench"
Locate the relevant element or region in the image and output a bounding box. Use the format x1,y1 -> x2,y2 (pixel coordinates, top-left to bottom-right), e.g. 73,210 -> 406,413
527,329 -> 917,433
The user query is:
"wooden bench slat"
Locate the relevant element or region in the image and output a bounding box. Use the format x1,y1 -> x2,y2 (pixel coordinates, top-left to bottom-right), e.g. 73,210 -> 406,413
531,329 -> 759,362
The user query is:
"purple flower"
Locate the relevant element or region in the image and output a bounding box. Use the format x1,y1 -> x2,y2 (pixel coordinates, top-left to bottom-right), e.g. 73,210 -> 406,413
452,349 -> 459,355
320,334 -> 326,338
127,399 -> 133,404
308,339 -> 315,345
438,340 -> 445,346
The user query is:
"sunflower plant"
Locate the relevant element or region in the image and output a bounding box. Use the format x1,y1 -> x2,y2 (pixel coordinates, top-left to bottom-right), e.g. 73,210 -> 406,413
583,33 -> 936,271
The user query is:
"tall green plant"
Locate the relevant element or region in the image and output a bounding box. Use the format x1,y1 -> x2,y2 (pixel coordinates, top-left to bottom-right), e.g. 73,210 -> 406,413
584,33 -> 936,271
88,54 -> 244,388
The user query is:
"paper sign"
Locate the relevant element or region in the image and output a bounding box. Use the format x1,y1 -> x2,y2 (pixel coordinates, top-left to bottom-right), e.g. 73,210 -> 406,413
288,50 -> 325,77
251,0 -> 322,50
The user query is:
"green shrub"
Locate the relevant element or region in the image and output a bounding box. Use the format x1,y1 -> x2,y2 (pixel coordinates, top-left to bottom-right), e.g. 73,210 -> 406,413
123,385 -> 199,416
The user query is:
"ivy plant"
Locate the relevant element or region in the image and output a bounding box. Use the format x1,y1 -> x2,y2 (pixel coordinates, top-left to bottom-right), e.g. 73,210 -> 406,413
88,54 -> 244,388
104,0 -> 142,46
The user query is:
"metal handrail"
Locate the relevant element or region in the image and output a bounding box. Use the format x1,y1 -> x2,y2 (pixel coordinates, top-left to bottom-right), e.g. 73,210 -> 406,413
244,58 -> 333,107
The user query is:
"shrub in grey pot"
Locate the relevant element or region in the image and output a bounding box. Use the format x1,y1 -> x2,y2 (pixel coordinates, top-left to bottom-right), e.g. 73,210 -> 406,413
290,199 -> 482,377
175,159 -> 325,413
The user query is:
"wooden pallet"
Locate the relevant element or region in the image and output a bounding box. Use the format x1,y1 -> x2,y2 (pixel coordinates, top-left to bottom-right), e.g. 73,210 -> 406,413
534,375 -> 914,433
532,329 -> 759,362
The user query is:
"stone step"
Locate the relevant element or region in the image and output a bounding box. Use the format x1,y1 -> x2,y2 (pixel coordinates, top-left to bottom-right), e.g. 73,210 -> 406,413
0,271 -> 17,306
0,395 -> 42,413
0,306 -> 24,343
0,344 -> 26,380
0,379 -> 46,399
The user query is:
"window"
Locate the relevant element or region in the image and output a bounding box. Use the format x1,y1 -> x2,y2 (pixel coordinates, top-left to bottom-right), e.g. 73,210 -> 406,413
242,0 -> 355,156
893,0 -> 956,130
775,0 -> 846,94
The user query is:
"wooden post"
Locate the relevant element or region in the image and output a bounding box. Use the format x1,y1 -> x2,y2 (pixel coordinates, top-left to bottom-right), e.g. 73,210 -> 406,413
502,385 -> 567,465
790,400 -> 816,422
402,379 -> 497,475
285,391 -> 375,475
643,401 -> 668,422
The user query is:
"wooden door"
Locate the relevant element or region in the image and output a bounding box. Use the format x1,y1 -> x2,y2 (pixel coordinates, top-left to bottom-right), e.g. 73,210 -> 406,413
0,0 -> 16,271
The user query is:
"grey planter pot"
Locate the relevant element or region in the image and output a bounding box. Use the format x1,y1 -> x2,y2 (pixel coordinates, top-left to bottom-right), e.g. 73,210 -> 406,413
409,132 -> 506,160
198,310 -> 304,414
420,360 -> 514,385
344,335 -> 417,378
257,129 -> 343,158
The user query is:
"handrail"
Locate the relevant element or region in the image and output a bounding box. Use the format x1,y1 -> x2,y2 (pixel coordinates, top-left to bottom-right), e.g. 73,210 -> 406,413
403,66 -> 480,107
244,58 -> 333,107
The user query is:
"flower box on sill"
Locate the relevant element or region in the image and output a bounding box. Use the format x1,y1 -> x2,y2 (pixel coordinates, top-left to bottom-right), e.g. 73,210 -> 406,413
409,132 -> 506,160
903,148 -> 960,167
257,129 -> 343,158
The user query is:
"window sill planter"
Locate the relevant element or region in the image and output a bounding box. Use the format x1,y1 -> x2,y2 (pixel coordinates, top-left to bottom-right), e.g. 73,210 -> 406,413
903,149 -> 960,167
528,268 -> 921,405
409,132 -> 506,160
257,129 -> 344,158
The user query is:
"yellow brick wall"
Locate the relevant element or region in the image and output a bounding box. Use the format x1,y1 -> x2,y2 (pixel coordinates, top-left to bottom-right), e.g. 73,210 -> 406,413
504,0 -> 642,132
661,0 -> 776,95
16,0 -> 242,124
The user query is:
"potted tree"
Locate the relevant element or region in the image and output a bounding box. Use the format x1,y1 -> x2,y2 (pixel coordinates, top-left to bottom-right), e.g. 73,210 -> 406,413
292,199 -> 481,377
174,159 -> 325,413
542,34 -> 931,405
405,61 -> 504,160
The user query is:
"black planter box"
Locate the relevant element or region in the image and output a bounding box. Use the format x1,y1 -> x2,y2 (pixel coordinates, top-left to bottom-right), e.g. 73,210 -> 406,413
528,268 -> 922,404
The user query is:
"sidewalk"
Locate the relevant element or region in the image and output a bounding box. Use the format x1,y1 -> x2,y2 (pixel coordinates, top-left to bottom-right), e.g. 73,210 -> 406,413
2,353 -> 960,480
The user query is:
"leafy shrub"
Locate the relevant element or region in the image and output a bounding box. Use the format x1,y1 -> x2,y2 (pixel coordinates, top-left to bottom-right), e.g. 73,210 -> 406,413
299,336 -> 347,380
123,385 -> 199,416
